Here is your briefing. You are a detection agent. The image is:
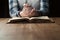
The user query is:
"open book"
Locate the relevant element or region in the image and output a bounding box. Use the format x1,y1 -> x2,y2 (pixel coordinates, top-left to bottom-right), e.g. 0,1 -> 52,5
8,16 -> 55,23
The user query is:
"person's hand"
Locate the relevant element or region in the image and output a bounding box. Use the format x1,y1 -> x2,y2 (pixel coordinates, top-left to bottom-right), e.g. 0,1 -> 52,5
20,3 -> 36,17
29,8 -> 36,17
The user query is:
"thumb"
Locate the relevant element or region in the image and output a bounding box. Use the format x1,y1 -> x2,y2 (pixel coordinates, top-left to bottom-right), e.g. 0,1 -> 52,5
30,8 -> 36,13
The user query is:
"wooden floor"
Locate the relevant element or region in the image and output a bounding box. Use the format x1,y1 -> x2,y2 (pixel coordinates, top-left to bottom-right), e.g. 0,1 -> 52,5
0,17 -> 60,40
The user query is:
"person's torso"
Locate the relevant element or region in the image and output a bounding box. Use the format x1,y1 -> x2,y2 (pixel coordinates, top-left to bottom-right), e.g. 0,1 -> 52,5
18,0 -> 41,10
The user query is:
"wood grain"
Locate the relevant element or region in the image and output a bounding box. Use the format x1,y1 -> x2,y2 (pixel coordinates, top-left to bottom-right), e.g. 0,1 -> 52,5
0,18 -> 60,40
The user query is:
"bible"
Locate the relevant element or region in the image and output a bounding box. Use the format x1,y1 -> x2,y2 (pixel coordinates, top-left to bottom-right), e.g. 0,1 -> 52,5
8,16 -> 55,23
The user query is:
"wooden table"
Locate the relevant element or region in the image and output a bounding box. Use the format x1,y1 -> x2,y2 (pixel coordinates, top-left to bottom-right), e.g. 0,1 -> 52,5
0,17 -> 60,40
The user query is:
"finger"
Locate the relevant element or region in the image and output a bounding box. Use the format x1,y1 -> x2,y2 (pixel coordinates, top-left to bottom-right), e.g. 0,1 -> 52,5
23,4 -> 28,6
30,8 -> 35,13
23,3 -> 30,7
32,8 -> 36,11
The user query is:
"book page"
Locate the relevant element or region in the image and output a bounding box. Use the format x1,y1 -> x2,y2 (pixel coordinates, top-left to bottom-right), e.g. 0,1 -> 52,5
28,16 -> 50,20
8,17 -> 30,22
8,16 -> 50,22
9,16 -> 49,20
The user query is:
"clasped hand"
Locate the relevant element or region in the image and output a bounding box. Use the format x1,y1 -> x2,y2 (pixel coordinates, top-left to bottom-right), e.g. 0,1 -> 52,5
20,3 -> 36,17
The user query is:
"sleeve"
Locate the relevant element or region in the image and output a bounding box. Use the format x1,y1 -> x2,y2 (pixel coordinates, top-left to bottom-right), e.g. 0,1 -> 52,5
9,0 -> 20,17
37,0 -> 49,16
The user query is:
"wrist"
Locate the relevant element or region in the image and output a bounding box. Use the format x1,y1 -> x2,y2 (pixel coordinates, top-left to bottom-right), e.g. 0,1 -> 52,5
18,11 -> 22,17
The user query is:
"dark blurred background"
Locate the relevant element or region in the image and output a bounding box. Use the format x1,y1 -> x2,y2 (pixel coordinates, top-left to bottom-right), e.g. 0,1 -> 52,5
0,0 -> 60,18
0,0 -> 9,18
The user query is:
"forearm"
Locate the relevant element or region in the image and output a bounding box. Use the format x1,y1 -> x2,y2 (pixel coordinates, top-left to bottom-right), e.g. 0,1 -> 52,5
37,0 -> 49,16
36,9 -> 49,16
9,0 -> 21,17
9,9 -> 20,17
